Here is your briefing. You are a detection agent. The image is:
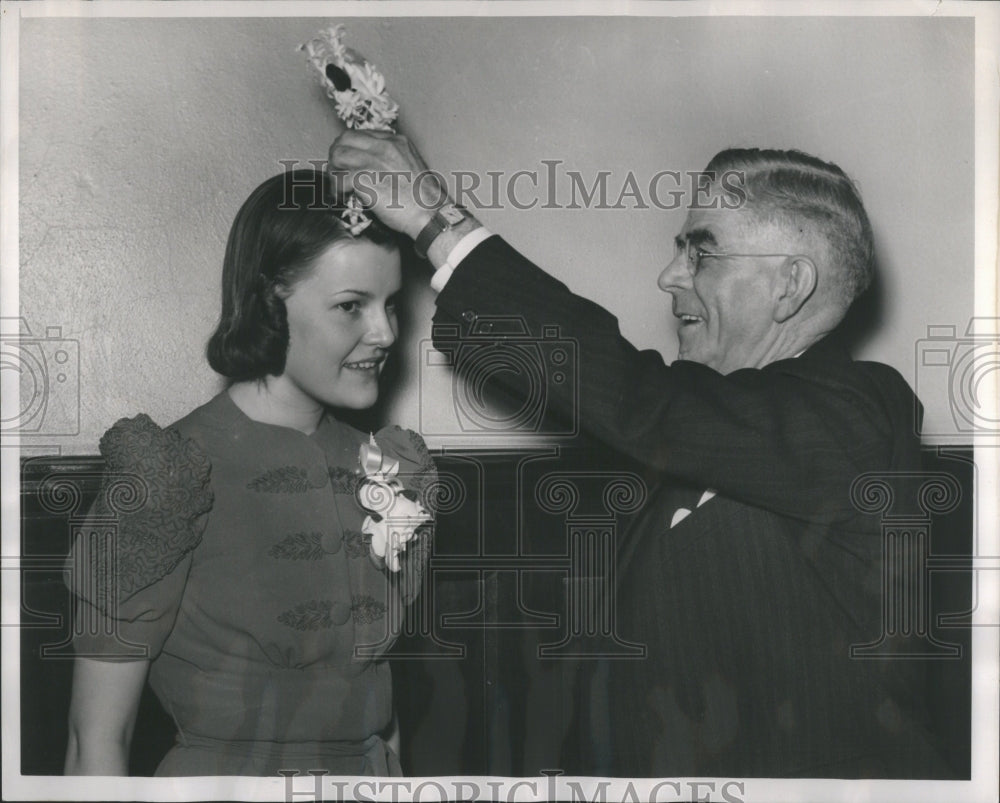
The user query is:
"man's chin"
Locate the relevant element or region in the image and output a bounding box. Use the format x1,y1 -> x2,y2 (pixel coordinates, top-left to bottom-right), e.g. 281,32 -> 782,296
676,342 -> 704,365
676,346 -> 721,371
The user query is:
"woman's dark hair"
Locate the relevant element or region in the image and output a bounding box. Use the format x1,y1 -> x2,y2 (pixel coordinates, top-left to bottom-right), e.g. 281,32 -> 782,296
207,168 -> 399,381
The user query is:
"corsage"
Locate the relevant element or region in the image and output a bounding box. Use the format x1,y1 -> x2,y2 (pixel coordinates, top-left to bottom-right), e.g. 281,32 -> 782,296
356,434 -> 433,573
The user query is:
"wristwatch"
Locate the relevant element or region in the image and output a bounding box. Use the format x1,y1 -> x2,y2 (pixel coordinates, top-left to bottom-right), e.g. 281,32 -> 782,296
414,203 -> 468,260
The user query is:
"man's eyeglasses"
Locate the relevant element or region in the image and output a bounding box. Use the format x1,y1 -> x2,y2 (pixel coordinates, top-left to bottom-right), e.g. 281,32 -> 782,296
673,238 -> 798,276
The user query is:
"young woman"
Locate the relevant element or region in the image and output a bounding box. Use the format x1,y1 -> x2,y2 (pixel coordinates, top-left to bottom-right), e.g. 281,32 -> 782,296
63,169 -> 436,776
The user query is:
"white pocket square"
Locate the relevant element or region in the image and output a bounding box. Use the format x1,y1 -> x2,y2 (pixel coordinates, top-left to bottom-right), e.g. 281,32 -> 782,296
669,489 -> 717,529
670,508 -> 692,528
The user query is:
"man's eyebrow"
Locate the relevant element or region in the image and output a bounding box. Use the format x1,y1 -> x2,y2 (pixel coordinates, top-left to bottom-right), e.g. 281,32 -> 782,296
683,228 -> 718,248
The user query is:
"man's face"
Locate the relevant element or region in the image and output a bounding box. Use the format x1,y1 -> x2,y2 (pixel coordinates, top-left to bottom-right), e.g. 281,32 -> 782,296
658,205 -> 794,374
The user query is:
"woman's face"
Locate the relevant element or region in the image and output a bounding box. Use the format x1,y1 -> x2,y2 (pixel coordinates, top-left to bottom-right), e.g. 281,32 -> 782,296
279,239 -> 402,411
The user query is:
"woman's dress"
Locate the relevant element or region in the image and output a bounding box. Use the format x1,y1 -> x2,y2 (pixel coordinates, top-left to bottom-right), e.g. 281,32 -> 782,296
65,391 -> 437,775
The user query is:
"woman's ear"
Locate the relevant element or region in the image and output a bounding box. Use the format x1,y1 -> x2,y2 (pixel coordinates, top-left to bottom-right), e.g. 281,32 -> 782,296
773,256 -> 817,323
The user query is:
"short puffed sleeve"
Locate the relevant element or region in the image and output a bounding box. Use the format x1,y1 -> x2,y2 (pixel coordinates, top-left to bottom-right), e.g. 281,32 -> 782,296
64,414 -> 213,659
368,426 -> 438,604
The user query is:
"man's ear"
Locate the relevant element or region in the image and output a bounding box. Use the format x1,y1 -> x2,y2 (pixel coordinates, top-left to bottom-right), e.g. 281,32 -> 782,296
773,256 -> 817,323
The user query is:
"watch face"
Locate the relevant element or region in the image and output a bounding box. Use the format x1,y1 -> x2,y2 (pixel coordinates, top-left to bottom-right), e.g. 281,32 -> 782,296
439,205 -> 466,226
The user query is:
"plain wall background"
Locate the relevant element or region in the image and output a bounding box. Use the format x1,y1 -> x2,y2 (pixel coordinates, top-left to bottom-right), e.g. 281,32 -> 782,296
14,14 -> 974,453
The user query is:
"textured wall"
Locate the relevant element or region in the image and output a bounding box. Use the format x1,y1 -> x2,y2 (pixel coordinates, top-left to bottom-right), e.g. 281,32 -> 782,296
15,15 -> 974,453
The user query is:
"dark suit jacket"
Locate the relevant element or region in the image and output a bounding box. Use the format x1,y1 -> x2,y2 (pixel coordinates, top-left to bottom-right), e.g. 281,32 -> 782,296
432,235 -> 950,778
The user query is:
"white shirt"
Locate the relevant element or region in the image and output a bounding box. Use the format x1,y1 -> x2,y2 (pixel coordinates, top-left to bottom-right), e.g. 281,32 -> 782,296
429,227 -> 494,293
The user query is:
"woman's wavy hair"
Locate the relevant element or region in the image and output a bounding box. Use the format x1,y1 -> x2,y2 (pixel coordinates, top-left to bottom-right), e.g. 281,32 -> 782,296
207,168 -> 399,382
705,148 -> 875,307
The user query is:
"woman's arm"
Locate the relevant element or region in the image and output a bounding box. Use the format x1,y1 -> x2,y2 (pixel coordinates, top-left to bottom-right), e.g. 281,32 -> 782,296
384,711 -> 400,757
64,657 -> 150,775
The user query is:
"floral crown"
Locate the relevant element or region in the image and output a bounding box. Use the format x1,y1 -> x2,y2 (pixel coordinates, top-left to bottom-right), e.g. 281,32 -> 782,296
299,24 -> 399,236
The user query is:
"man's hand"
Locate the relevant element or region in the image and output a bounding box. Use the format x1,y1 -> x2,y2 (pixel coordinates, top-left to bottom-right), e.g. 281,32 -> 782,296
329,131 -> 444,240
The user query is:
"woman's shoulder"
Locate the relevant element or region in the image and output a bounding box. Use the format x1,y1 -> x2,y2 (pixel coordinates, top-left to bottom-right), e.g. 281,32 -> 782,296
371,425 -> 434,473
97,394 -> 229,494
325,419 -> 436,496
91,408 -> 215,599
369,425 -> 438,512
168,391 -> 236,439
100,412 -> 209,479
320,416 -> 433,465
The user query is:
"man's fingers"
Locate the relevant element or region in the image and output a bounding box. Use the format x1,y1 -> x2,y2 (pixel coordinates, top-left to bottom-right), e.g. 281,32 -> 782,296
327,131 -> 438,237
330,143 -> 373,171
329,162 -> 391,195
330,130 -> 403,163
330,131 -> 427,173
332,128 -> 395,148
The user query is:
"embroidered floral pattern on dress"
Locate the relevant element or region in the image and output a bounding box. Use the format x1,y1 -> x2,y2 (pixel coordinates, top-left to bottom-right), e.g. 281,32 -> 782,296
342,529 -> 370,559
259,642 -> 302,670
327,466 -> 360,495
277,600 -> 334,631
268,532 -> 326,561
246,466 -> 324,494
92,414 -> 213,607
351,594 -> 387,625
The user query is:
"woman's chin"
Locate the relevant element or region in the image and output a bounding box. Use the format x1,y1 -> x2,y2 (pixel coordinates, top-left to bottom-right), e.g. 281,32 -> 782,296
326,387 -> 380,411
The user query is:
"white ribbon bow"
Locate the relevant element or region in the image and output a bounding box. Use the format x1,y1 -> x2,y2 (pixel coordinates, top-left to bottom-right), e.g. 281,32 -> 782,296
357,434 -> 432,573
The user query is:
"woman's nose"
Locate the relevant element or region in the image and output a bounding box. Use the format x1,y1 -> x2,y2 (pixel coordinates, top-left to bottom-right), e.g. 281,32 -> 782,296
364,309 -> 398,349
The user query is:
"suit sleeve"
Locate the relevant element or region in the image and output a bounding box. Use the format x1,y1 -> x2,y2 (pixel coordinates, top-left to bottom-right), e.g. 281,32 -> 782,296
433,235 -> 919,524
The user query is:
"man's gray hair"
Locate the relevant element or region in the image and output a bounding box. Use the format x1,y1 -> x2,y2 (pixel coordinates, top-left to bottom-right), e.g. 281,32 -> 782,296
706,148 -> 875,306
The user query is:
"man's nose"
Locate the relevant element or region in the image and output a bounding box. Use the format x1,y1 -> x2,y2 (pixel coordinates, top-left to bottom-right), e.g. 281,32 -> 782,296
657,250 -> 692,293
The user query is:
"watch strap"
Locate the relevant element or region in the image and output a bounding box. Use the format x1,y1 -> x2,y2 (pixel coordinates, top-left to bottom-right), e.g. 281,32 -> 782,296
414,204 -> 466,260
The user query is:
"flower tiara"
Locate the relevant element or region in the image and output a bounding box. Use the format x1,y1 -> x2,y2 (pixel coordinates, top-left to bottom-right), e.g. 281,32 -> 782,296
298,24 -> 399,236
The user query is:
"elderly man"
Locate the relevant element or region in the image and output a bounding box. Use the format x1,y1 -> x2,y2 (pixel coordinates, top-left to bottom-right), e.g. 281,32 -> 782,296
331,136 -> 949,777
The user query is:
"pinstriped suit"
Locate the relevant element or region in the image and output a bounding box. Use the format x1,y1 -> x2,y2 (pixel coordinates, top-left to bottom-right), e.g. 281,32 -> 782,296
432,235 -> 950,777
